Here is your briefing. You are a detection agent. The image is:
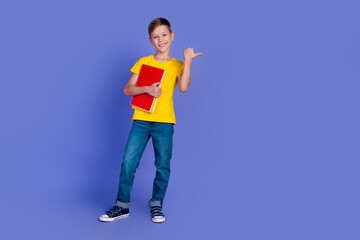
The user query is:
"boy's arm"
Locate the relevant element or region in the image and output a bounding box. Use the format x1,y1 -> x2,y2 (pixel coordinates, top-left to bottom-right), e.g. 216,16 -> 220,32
178,48 -> 203,93
124,73 -> 162,97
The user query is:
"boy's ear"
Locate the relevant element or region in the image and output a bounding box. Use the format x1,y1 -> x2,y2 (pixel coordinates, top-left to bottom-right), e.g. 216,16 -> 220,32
171,32 -> 174,40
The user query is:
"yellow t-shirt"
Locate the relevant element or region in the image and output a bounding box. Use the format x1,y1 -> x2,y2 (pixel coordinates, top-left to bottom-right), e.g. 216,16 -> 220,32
130,55 -> 184,124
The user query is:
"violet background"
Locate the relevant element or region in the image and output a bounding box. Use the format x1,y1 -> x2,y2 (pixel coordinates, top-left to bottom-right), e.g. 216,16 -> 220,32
1,0 -> 359,239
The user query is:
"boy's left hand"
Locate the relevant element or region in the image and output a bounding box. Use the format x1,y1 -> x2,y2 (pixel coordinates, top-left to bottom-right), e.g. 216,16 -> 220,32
183,48 -> 203,61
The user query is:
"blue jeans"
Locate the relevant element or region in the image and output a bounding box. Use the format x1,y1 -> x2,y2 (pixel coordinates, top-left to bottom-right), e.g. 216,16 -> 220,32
115,120 -> 174,208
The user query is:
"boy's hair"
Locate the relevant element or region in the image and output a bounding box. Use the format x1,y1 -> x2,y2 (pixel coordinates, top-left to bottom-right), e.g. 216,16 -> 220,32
148,18 -> 172,38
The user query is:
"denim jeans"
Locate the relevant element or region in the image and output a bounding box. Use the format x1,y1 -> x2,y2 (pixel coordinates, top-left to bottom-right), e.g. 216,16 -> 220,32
115,120 -> 174,208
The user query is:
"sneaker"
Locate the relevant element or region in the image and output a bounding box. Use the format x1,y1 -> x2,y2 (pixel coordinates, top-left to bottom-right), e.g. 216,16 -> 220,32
99,206 -> 129,222
151,206 -> 165,223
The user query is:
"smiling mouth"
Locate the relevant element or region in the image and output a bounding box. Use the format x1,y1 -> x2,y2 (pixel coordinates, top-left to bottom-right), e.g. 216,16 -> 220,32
159,43 -> 167,47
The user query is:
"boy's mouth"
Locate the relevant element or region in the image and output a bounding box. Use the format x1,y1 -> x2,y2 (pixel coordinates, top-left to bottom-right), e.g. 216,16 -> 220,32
159,43 -> 167,48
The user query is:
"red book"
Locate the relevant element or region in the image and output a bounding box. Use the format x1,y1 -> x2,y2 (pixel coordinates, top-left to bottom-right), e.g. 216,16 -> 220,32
130,64 -> 165,113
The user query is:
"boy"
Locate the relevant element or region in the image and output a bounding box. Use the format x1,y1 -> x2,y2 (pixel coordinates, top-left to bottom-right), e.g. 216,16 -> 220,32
99,17 -> 202,223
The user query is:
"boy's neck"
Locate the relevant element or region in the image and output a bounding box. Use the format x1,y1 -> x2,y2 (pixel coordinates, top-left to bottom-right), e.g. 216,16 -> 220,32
154,52 -> 173,62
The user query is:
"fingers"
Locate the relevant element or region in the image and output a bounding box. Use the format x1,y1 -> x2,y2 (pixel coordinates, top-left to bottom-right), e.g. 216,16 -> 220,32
157,87 -> 162,97
184,48 -> 204,59
184,48 -> 194,53
153,89 -> 161,98
149,83 -> 162,98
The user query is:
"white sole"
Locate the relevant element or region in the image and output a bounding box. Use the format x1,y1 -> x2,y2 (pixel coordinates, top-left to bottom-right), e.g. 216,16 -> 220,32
99,213 -> 129,222
152,217 -> 165,223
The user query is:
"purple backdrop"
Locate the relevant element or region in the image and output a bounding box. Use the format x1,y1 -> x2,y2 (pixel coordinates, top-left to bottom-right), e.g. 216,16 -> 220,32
1,0 -> 359,239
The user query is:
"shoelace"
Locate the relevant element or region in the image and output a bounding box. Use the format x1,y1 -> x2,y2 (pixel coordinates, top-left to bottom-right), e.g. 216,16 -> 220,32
106,206 -> 121,217
151,206 -> 164,217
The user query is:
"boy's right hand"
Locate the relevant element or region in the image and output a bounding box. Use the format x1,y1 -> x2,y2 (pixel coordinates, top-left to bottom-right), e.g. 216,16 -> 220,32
146,82 -> 162,98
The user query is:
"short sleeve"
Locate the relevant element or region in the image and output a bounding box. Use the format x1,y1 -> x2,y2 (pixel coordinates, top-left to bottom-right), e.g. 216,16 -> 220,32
130,57 -> 143,75
177,61 -> 184,77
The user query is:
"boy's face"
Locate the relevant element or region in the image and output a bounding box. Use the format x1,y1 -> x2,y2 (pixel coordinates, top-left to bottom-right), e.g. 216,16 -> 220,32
149,25 -> 174,53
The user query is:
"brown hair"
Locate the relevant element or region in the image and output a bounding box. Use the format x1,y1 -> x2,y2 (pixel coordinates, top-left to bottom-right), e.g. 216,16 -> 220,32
148,17 -> 172,38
